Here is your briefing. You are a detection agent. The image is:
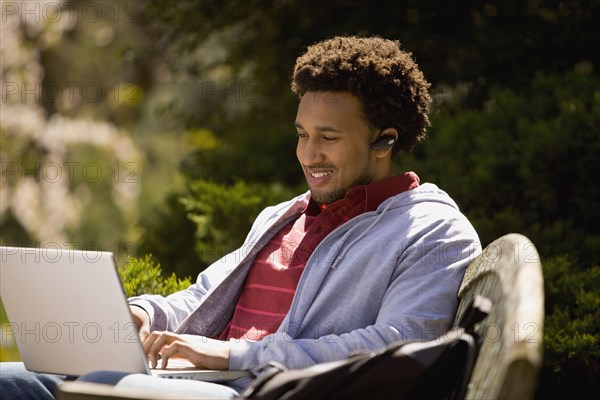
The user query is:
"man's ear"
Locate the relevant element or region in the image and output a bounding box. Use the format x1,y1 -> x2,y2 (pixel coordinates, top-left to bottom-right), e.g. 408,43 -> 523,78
370,128 -> 399,158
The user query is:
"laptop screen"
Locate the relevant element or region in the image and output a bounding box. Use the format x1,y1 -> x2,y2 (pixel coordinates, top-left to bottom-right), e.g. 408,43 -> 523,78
0,246 -> 150,377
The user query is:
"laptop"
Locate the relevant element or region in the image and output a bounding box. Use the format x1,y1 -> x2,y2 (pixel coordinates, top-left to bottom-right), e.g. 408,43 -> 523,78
0,246 -> 250,382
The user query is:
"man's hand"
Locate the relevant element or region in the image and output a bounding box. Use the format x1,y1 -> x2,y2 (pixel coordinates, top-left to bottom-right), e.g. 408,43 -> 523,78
143,332 -> 231,370
129,305 -> 151,342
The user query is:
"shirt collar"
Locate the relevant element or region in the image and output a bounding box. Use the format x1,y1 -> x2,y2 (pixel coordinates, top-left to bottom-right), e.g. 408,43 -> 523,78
304,171 -> 420,215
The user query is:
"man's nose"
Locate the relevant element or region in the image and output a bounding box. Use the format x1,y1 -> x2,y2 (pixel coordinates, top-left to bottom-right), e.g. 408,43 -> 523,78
298,138 -> 325,165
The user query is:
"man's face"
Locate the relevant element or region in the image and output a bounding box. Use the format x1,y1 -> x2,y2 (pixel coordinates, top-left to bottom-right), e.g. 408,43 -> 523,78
295,91 -> 378,205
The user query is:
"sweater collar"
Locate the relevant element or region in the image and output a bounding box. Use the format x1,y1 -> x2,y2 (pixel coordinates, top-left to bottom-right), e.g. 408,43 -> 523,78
304,172 -> 420,215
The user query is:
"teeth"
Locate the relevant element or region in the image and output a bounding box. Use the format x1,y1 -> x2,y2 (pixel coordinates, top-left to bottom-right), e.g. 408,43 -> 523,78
310,171 -> 332,178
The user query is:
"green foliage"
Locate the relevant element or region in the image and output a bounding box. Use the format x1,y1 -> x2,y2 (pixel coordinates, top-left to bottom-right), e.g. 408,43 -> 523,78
0,300 -> 21,362
139,0 -> 600,91
399,70 -> 600,396
119,255 -> 192,297
407,70 -> 600,268
137,179 -> 295,279
136,193 -> 202,280
543,255 -> 600,361
180,180 -> 293,268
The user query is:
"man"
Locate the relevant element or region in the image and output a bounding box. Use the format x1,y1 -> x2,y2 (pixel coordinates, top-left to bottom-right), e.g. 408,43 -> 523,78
0,36 -> 480,399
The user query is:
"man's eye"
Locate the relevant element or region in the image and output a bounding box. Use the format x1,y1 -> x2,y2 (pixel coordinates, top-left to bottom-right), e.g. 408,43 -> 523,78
296,133 -> 308,139
322,136 -> 337,141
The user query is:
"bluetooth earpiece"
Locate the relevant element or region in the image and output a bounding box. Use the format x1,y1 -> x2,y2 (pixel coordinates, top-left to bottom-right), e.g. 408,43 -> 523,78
370,134 -> 396,150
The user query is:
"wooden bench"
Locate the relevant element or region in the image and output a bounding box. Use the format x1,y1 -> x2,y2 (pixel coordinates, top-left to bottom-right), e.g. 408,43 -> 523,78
453,233 -> 544,399
58,233 -> 545,400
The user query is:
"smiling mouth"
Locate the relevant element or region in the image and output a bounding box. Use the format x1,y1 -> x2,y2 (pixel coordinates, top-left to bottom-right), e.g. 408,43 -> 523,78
305,167 -> 336,187
309,171 -> 333,178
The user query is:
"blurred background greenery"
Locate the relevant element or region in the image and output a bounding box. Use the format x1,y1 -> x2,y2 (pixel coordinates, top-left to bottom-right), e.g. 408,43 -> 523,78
1,0 -> 598,397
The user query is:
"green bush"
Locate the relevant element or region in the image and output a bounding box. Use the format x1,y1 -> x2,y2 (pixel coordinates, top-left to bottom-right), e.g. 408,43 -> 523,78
407,70 -> 600,267
543,255 -> 600,362
539,254 -> 600,398
119,254 -> 192,297
136,193 -> 202,281
181,179 -> 294,268
0,301 -> 21,362
400,70 -> 600,397
138,180 -> 294,279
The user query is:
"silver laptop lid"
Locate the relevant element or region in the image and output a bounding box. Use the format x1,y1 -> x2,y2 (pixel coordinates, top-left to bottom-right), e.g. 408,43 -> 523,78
0,246 -> 150,377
